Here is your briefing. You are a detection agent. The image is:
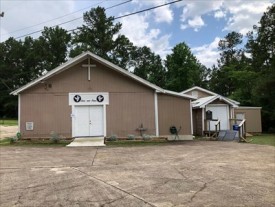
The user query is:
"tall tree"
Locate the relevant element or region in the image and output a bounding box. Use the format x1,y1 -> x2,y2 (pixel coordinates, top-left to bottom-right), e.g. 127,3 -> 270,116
37,26 -> 71,72
165,42 -> 205,92
218,32 -> 243,66
247,4 -> 275,131
0,38 -> 23,117
70,6 -> 133,69
209,32 -> 247,97
130,46 -> 166,88
0,27 -> 71,118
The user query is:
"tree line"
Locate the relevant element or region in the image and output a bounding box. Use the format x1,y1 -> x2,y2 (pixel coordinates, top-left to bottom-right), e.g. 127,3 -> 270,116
0,5 -> 274,131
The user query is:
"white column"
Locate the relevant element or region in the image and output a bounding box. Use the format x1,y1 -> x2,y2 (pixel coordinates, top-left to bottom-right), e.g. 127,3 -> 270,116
103,104 -> 107,137
202,108 -> 204,135
154,92 -> 159,136
190,100 -> 193,135
18,94 -> 20,133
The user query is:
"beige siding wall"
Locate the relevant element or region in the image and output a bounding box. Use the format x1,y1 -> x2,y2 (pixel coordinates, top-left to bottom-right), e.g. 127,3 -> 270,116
184,89 -> 212,99
20,94 -> 71,138
107,92 -> 155,136
20,59 -> 155,138
234,108 -> 262,133
158,94 -> 191,135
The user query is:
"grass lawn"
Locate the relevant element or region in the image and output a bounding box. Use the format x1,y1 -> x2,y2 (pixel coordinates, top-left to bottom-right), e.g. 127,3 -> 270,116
250,134 -> 275,147
0,138 -> 71,147
1,134 -> 274,147
106,140 -> 170,147
0,119 -> 18,126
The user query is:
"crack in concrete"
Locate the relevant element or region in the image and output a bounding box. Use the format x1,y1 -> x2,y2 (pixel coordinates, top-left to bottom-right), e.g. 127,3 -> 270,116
100,195 -> 127,207
184,179 -> 218,205
71,167 -> 157,207
173,167 -> 189,180
14,193 -> 23,206
190,182 -> 207,202
91,148 -> 98,166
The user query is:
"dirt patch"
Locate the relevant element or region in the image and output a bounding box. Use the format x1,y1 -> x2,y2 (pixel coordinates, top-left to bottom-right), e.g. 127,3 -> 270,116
0,125 -> 18,139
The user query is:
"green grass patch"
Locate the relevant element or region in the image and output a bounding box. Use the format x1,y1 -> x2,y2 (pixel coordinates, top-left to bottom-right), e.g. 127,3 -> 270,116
0,119 -> 18,126
0,138 -> 71,147
106,140 -> 170,147
250,134 -> 275,147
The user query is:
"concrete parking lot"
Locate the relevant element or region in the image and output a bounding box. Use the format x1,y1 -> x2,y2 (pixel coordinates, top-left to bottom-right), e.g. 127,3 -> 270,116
0,141 -> 275,207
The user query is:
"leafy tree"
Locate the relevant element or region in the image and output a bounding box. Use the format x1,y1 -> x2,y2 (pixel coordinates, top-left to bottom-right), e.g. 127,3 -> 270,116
247,4 -> 275,131
246,4 -> 275,73
165,42 -> 205,92
70,6 -> 133,69
0,26 -> 71,118
0,38 -> 24,117
130,46 -> 166,88
37,26 -> 71,72
109,35 -> 134,69
209,32 -> 247,97
218,32 -> 243,66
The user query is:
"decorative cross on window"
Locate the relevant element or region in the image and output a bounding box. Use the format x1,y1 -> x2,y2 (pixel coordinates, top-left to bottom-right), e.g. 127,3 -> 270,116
82,58 -> 96,81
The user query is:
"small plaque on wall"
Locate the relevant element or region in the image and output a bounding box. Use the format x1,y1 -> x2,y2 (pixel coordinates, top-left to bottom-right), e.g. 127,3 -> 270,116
26,122 -> 34,131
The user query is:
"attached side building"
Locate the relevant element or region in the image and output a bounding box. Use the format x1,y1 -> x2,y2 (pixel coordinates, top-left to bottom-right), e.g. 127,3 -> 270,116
11,52 -> 195,140
182,86 -> 262,135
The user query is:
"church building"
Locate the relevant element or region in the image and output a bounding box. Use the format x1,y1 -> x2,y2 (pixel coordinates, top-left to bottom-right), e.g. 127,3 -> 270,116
11,52 -> 195,140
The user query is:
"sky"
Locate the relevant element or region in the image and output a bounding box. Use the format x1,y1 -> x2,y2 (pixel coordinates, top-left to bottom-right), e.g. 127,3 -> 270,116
0,0 -> 273,68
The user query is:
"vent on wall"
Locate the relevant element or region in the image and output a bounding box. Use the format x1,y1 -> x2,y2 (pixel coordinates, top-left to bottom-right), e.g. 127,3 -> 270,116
192,91 -> 198,98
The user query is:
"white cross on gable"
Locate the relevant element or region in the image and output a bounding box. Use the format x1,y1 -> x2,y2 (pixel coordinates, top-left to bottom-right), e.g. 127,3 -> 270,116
82,58 -> 96,81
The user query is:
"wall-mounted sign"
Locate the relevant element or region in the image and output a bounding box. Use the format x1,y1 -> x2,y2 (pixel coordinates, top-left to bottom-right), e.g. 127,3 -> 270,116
69,93 -> 109,105
26,122 -> 34,130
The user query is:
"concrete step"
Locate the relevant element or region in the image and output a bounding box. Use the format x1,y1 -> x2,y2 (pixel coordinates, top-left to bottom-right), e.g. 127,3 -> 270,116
67,137 -> 105,147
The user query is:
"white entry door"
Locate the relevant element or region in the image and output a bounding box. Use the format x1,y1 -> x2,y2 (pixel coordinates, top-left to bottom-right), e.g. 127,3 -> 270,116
74,105 -> 104,137
206,104 -> 229,130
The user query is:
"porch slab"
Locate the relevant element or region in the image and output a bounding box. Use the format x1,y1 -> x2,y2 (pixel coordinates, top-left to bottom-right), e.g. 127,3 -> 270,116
66,137 -> 105,147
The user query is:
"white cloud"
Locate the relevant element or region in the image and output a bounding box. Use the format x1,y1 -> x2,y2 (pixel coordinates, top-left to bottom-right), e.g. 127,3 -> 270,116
0,1 -> 77,41
180,16 -> 205,31
180,24 -> 188,30
154,5 -> 174,24
188,16 -> 205,31
180,1 -> 223,31
179,1 -> 271,34
119,13 -> 171,58
132,0 -> 174,24
223,1 -> 272,34
214,10 -> 226,19
192,37 -> 221,68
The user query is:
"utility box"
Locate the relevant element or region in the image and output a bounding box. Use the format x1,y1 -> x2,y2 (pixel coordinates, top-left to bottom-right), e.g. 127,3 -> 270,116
206,110 -> 213,120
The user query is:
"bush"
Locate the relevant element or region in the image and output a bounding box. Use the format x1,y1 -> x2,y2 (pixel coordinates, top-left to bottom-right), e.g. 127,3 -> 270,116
50,131 -> 60,144
127,134 -> 135,140
142,134 -> 151,141
10,136 -> 17,144
16,132 -> 21,140
106,134 -> 117,141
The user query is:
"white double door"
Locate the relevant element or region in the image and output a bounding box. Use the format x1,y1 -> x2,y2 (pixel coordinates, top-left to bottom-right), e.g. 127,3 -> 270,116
206,104 -> 229,130
75,105 -> 104,137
